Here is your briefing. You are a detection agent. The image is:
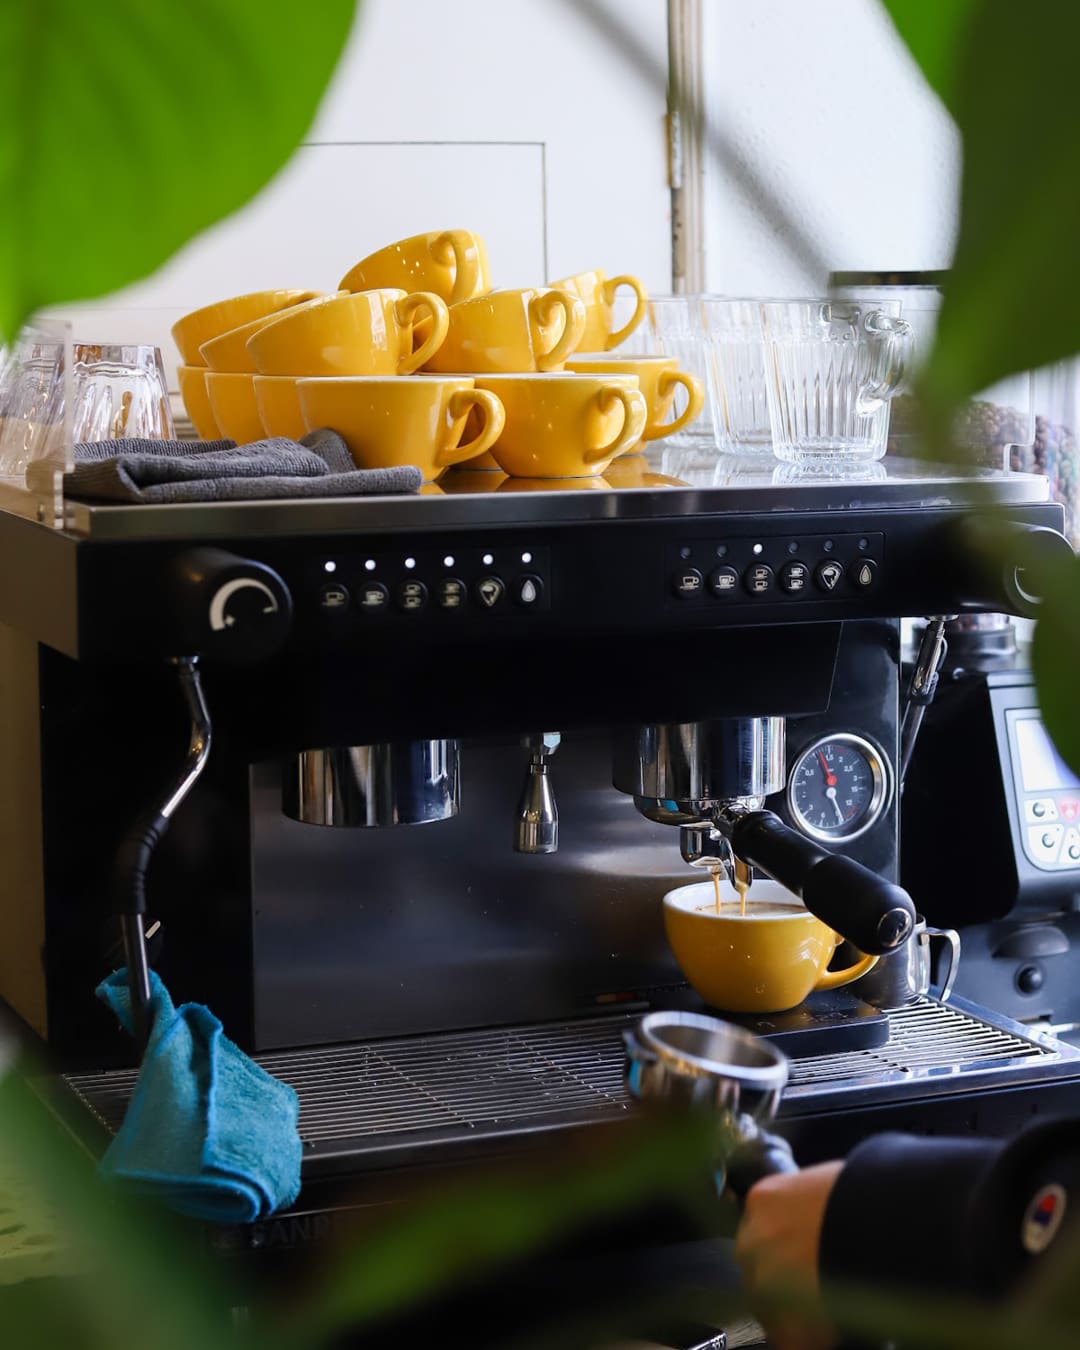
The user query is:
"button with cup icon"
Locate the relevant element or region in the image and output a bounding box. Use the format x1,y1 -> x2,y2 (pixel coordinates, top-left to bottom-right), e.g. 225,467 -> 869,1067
396,580 -> 428,613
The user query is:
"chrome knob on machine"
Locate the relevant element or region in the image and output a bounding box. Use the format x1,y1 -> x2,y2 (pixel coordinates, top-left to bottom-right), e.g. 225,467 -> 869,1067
624,1011 -> 797,1200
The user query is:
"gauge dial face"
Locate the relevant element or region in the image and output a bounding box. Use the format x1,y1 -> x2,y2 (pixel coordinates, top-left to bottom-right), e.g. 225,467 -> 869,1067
788,734 -> 890,842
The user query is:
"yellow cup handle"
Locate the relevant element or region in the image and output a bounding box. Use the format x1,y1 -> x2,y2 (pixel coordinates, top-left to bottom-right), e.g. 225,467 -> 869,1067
813,947 -> 879,992
437,388 -> 506,467
396,292 -> 450,373
585,386 -> 649,463
531,291 -> 587,371
643,369 -> 706,442
432,229 -> 487,304
603,273 -> 648,349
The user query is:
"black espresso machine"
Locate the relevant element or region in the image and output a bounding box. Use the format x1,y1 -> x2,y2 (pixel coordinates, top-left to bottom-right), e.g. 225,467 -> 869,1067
2,457 -> 1080,1233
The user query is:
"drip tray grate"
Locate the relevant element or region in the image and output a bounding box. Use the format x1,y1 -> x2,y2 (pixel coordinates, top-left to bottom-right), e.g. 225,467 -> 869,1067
63,999 -> 1068,1164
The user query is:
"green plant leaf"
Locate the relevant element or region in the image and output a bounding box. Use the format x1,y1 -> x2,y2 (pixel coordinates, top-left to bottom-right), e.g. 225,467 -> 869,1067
0,0 -> 358,341
1031,552 -> 1080,779
897,0 -> 1080,409
878,0 -> 977,116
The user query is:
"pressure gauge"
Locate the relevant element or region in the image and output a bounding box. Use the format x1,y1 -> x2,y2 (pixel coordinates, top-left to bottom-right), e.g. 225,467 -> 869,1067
787,733 -> 891,843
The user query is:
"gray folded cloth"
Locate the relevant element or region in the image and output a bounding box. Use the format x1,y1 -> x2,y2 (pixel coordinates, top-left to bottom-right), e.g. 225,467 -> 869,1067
64,428 -> 422,503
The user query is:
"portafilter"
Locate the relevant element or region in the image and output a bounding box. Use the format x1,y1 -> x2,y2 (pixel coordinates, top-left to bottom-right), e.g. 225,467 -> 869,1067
624,1010 -> 797,1200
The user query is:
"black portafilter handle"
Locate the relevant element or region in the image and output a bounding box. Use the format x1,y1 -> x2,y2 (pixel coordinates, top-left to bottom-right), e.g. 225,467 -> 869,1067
725,1124 -> 799,1202
729,810 -> 916,955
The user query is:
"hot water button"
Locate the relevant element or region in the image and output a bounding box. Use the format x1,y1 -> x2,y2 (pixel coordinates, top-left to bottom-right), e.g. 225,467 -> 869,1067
514,575 -> 544,607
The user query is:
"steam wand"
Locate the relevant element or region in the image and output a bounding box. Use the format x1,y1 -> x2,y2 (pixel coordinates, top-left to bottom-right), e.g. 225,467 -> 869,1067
113,656 -> 212,1051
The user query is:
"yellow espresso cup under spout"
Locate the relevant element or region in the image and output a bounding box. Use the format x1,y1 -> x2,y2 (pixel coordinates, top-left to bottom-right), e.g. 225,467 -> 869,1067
339,229 -> 491,306
565,354 -> 704,452
176,365 -> 223,440
297,375 -> 505,483
424,287 -> 587,375
663,878 -> 878,1015
473,373 -> 647,478
205,372 -> 265,446
551,269 -> 649,352
171,288 -> 321,367
247,289 -> 450,377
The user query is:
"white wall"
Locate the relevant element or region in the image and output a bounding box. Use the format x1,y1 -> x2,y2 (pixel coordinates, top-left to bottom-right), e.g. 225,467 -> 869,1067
50,0 -> 673,385
700,0 -> 959,295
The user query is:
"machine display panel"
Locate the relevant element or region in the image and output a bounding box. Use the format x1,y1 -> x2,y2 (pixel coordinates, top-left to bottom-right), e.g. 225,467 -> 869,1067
1015,716 -> 1080,793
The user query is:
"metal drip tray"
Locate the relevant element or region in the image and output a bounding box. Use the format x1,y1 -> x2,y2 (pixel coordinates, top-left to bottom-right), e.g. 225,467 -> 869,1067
62,997 -> 1077,1176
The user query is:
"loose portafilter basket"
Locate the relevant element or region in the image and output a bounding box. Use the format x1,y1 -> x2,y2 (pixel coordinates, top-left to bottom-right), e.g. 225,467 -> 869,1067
624,1011 -> 797,1199
283,739 -> 460,827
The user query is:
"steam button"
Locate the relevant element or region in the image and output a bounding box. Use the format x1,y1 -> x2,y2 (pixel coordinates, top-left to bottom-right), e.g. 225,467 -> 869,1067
358,582 -> 389,613
849,558 -> 879,590
815,560 -> 845,593
475,576 -> 506,609
514,574 -> 545,607
396,580 -> 428,612
672,568 -> 704,599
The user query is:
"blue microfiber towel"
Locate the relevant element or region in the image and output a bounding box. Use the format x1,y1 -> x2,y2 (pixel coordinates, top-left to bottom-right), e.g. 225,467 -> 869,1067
95,969 -> 301,1223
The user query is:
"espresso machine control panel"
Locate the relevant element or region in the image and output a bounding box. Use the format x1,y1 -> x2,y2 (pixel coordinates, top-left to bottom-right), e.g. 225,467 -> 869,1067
667,532 -> 884,604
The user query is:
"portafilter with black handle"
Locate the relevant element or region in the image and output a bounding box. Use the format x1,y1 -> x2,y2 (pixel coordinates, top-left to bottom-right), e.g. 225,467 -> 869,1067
624,1010 -> 797,1201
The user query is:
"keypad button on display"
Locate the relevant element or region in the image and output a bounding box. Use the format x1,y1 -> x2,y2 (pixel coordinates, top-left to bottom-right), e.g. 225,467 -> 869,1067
1026,798 -> 1059,823
744,564 -> 775,597
358,582 -> 390,613
672,568 -> 704,599
709,565 -> 740,596
815,560 -> 845,593
1027,822 -> 1064,865
396,580 -> 428,613
475,576 -> 506,609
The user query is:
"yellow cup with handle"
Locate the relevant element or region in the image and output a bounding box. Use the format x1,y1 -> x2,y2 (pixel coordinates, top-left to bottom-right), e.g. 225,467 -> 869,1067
171,289 -> 320,367
551,269 -> 648,352
425,288 -> 586,374
199,294 -> 336,373
339,230 -> 490,305
247,290 -> 450,377
565,354 -> 704,452
473,372 -> 647,477
297,375 -> 505,483
663,878 -> 879,1014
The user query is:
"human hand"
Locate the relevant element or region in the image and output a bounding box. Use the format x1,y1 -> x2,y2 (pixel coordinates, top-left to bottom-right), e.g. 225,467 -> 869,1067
734,1160 -> 844,1350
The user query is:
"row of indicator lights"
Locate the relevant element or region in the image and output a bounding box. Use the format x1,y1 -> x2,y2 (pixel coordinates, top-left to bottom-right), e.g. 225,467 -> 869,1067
323,551 -> 534,574
678,539 -> 874,560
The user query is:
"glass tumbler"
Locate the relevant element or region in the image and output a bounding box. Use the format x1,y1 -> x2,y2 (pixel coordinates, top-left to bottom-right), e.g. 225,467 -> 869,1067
646,296 -> 716,454
72,344 -> 174,443
701,298 -> 771,454
761,300 -> 914,463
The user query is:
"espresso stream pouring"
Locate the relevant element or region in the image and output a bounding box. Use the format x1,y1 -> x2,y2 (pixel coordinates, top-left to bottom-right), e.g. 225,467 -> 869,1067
624,1010 -> 796,1200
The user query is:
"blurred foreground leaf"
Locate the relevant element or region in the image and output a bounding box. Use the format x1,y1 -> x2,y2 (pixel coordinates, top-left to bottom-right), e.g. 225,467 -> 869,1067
1031,551 -> 1080,778
0,1067 -> 257,1350
880,0 -> 977,115
299,1115 -> 721,1340
0,0 -> 358,340
891,0 -> 1080,417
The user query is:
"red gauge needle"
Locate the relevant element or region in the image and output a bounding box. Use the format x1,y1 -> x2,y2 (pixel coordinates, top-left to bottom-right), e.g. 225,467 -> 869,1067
817,750 -> 838,787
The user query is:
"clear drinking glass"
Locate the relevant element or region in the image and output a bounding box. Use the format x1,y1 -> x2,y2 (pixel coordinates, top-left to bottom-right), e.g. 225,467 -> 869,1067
761,300 -> 914,464
0,339 -> 173,477
701,298 -> 771,454
72,345 -> 174,443
646,295 -> 717,454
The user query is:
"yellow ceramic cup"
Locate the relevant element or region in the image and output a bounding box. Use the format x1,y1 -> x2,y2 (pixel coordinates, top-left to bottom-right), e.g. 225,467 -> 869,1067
247,290 -> 450,377
176,365 -> 223,440
253,375 -> 307,441
339,229 -> 490,305
663,878 -> 879,1015
171,289 -> 320,367
425,288 -> 587,374
473,373 -> 648,477
297,376 -> 506,482
551,270 -> 648,352
205,372 -> 265,445
565,354 -> 704,451
199,294 -> 337,373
